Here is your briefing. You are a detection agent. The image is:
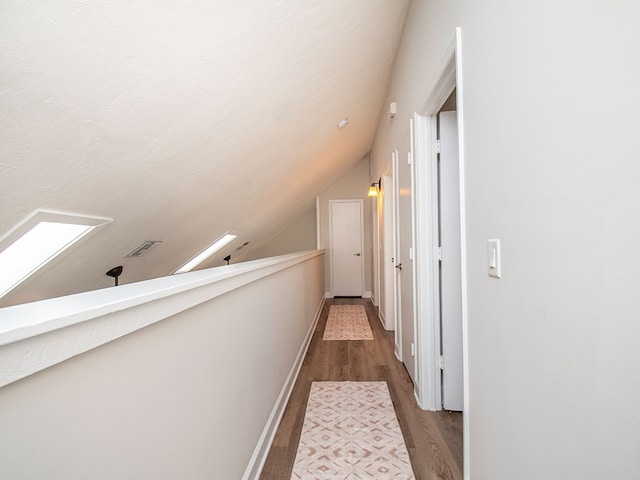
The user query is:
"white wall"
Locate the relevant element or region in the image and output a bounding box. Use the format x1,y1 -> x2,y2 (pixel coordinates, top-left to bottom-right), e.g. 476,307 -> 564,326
372,1 -> 640,478
0,252 -> 325,479
244,202 -> 317,261
318,157 -> 373,296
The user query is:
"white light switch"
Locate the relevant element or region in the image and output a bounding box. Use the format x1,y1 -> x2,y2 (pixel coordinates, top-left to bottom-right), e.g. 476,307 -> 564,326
487,239 -> 501,278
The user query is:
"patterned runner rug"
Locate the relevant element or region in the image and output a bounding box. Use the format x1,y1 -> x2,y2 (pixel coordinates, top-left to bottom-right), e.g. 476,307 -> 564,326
323,305 -> 373,341
291,381 -> 415,480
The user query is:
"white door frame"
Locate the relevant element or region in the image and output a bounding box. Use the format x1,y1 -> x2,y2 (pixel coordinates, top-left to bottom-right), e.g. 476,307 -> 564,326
391,152 -> 401,359
381,161 -> 396,332
329,199 -> 365,297
410,118 -> 420,391
372,186 -> 381,307
439,110 -> 463,411
396,122 -> 419,387
413,28 -> 469,474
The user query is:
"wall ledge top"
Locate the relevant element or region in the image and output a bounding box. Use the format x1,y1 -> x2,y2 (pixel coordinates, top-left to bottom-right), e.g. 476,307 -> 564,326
0,250 -> 325,389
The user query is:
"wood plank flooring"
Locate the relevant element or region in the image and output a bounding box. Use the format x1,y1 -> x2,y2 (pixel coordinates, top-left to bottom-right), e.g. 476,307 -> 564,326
260,298 -> 463,480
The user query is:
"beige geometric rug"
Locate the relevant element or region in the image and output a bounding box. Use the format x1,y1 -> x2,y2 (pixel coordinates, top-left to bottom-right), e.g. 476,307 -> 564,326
323,305 -> 373,341
290,382 -> 415,480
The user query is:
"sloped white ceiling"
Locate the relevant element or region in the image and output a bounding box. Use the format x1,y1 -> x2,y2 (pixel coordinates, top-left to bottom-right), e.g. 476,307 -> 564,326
0,0 -> 409,306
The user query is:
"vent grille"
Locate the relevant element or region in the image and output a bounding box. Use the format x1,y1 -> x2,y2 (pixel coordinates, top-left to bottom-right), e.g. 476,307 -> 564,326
126,240 -> 162,257
235,241 -> 250,251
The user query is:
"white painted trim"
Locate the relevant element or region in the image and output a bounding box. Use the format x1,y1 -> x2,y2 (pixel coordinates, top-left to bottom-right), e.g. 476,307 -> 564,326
378,308 -> 387,329
372,188 -> 381,307
421,38 -> 457,115
0,209 -> 112,301
0,209 -> 112,247
381,163 -> 396,333
316,195 -> 321,250
362,291 -> 372,299
0,250 -> 324,388
243,295 -> 325,480
414,26 -> 470,476
392,152 -> 401,359
325,291 -> 334,299
409,117 -> 420,400
455,26 -> 471,480
417,110 -> 444,410
328,199 -> 365,297
413,30 -> 459,413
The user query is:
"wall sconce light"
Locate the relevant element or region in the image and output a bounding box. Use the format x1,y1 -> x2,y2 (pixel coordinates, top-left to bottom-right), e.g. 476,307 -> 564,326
368,179 -> 381,197
106,265 -> 123,286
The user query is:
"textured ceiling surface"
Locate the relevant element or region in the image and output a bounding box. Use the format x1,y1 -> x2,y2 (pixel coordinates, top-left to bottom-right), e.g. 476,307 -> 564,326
0,0 -> 409,306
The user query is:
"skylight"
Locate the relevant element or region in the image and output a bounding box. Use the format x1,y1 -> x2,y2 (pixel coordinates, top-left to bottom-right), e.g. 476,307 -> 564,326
0,210 -> 112,299
174,233 -> 237,274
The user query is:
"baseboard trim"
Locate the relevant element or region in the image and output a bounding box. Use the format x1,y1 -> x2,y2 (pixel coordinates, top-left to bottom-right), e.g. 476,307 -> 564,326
378,308 -> 386,329
362,291 -> 372,298
325,291 -> 334,298
242,294 -> 325,480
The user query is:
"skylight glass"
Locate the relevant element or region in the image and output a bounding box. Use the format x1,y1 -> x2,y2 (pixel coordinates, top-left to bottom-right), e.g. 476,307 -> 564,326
174,234 -> 237,274
0,211 -> 112,299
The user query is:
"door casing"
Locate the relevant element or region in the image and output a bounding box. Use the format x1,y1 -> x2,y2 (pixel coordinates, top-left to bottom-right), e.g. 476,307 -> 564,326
439,110 -> 464,411
381,163 -> 397,332
397,126 -> 418,386
412,26 -> 470,478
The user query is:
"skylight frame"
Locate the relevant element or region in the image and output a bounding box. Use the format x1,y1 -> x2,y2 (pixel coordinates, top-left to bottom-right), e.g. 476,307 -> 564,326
174,233 -> 238,274
0,210 -> 112,299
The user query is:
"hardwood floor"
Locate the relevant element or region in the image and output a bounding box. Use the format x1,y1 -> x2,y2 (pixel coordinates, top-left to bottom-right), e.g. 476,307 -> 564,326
259,298 -> 463,480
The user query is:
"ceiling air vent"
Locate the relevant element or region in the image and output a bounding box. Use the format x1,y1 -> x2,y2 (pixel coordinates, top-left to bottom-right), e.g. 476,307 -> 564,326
235,241 -> 250,251
126,240 -> 162,258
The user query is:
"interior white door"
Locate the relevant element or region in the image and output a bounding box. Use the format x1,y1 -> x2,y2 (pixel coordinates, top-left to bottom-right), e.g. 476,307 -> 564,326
330,200 -> 364,296
382,170 -> 396,331
391,153 -> 402,358
439,110 -> 463,411
398,132 -> 417,384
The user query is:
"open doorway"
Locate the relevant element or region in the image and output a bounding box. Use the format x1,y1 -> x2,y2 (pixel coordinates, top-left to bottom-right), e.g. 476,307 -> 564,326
437,91 -> 463,411
412,26 -> 469,476
415,88 -> 463,412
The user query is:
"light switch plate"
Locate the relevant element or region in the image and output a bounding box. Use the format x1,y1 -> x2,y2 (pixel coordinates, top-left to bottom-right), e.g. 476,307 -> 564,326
487,239 -> 501,278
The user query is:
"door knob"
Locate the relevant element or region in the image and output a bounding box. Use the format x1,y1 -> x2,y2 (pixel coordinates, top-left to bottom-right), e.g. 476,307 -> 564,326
354,253 -> 361,256
395,263 -> 402,270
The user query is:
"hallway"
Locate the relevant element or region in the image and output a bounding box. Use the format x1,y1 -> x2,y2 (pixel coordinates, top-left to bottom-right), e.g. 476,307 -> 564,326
260,298 -> 463,479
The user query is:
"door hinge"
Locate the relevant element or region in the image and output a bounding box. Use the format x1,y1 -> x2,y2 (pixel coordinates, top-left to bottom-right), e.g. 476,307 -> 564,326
437,246 -> 442,262
435,139 -> 441,154
439,355 -> 444,370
